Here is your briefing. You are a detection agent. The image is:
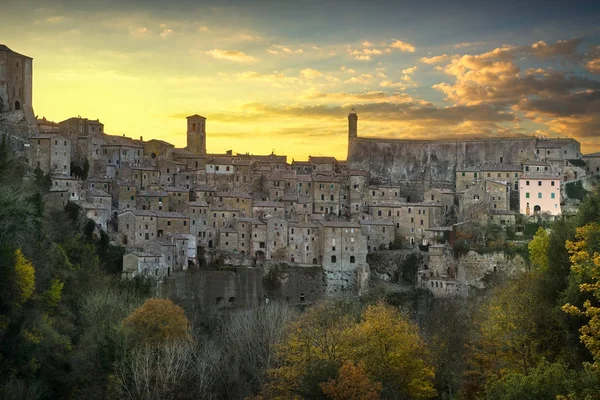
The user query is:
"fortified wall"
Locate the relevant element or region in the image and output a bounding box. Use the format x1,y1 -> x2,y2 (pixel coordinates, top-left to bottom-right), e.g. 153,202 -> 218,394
348,137 -> 536,201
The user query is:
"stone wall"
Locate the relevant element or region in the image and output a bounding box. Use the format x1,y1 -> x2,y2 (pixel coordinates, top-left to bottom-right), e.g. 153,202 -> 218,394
348,137 -> 536,201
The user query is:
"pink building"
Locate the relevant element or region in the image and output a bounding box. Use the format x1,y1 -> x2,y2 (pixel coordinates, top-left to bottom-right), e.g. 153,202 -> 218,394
518,176 -> 561,216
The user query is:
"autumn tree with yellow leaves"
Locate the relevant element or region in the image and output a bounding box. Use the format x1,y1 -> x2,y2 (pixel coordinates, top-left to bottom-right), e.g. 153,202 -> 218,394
264,301 -> 436,399
563,223 -> 600,370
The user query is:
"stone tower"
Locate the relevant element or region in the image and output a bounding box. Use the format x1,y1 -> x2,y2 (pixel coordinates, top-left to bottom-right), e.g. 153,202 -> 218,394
348,112 -> 358,140
186,114 -> 206,155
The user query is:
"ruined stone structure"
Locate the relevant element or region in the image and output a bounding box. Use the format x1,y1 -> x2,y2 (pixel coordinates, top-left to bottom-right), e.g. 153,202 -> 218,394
347,114 -> 580,202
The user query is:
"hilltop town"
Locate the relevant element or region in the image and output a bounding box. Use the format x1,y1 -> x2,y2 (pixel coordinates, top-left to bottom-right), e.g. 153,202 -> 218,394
2,44 -> 599,304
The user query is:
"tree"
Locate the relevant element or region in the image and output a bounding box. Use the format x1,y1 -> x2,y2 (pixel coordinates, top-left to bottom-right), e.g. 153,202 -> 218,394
13,249 -> 35,307
529,227 -> 549,271
563,223 -> 600,370
265,301 -> 436,399
347,302 -> 436,399
462,273 -> 560,398
123,299 -> 190,344
265,301 -> 355,398
320,361 -> 382,400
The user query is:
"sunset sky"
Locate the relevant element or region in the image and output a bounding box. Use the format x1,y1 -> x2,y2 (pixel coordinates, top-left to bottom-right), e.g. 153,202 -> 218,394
2,0 -> 600,160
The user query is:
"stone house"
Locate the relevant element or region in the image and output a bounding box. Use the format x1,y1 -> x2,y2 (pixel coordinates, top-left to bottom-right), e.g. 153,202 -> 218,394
155,211 -> 190,238
312,174 -> 341,215
219,227 -> 239,253
265,216 -> 289,260
182,200 -> 209,239
424,188 -> 455,221
121,252 -> 161,279
118,210 -> 158,246
111,181 -> 137,210
253,201 -> 285,219
288,221 -> 319,264
165,186 -> 190,211
136,190 -> 169,211
144,238 -> 175,276
360,219 -> 395,252
214,191 -> 253,216
120,163 -> 160,190
28,134 -> 71,175
317,220 -> 368,295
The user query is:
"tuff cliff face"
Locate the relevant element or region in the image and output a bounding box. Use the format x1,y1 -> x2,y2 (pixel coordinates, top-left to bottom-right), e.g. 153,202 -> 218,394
347,137 -> 536,201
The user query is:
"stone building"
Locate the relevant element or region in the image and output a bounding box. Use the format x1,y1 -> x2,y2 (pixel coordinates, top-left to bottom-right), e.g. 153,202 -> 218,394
360,219 -> 395,252
0,45 -> 35,125
317,220 -> 368,296
122,252 -> 161,279
27,134 -> 71,175
186,114 -> 207,156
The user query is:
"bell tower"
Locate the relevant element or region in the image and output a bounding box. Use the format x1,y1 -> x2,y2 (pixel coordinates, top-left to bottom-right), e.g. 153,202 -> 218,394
348,111 -> 358,140
186,114 -> 206,155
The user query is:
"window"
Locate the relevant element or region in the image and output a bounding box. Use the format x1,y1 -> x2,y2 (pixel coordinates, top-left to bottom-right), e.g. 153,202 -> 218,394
538,193 -> 542,199
551,181 -> 555,186
331,255 -> 336,263
461,172 -> 465,177
551,193 -> 555,199
538,181 -> 542,186
350,256 -> 355,263
526,192 -> 530,198
526,180 -> 530,186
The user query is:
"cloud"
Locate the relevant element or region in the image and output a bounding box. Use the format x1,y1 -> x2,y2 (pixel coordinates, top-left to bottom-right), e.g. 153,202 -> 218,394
239,33 -> 262,42
454,41 -> 486,48
206,49 -> 256,63
379,80 -> 406,88
389,40 -> 416,52
268,45 -> 304,55
402,66 -> 417,74
197,26 -> 210,32
349,48 -> 383,60
420,54 -> 449,64
303,90 -> 413,103
300,68 -> 322,79
231,71 -> 301,87
527,38 -> 582,59
340,66 -> 356,74
47,15 -> 65,24
424,38 -> 600,147
362,40 -> 374,47
344,74 -> 374,84
586,46 -> 600,74
160,28 -> 173,38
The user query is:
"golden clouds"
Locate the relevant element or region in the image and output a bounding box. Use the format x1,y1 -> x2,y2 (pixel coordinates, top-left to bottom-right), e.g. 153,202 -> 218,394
300,69 -> 323,79
420,54 -> 449,64
206,49 -> 256,63
389,40 -> 416,52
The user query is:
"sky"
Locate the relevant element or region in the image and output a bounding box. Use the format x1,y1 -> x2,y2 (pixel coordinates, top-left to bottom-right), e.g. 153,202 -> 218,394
2,0 -> 600,160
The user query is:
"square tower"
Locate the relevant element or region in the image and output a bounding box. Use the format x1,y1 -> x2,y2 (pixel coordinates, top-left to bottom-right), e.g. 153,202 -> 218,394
186,114 -> 206,155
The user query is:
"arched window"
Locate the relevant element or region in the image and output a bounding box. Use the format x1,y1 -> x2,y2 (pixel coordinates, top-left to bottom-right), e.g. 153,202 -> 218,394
216,297 -> 224,307
350,256 -> 355,263
14,101 -> 21,110
228,297 -> 237,306
312,258 -> 317,265
192,122 -> 196,132
300,293 -> 305,302
290,257 -> 295,262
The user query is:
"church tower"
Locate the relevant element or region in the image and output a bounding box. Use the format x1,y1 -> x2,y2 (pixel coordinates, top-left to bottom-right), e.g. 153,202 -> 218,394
348,111 -> 358,140
186,114 -> 206,155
